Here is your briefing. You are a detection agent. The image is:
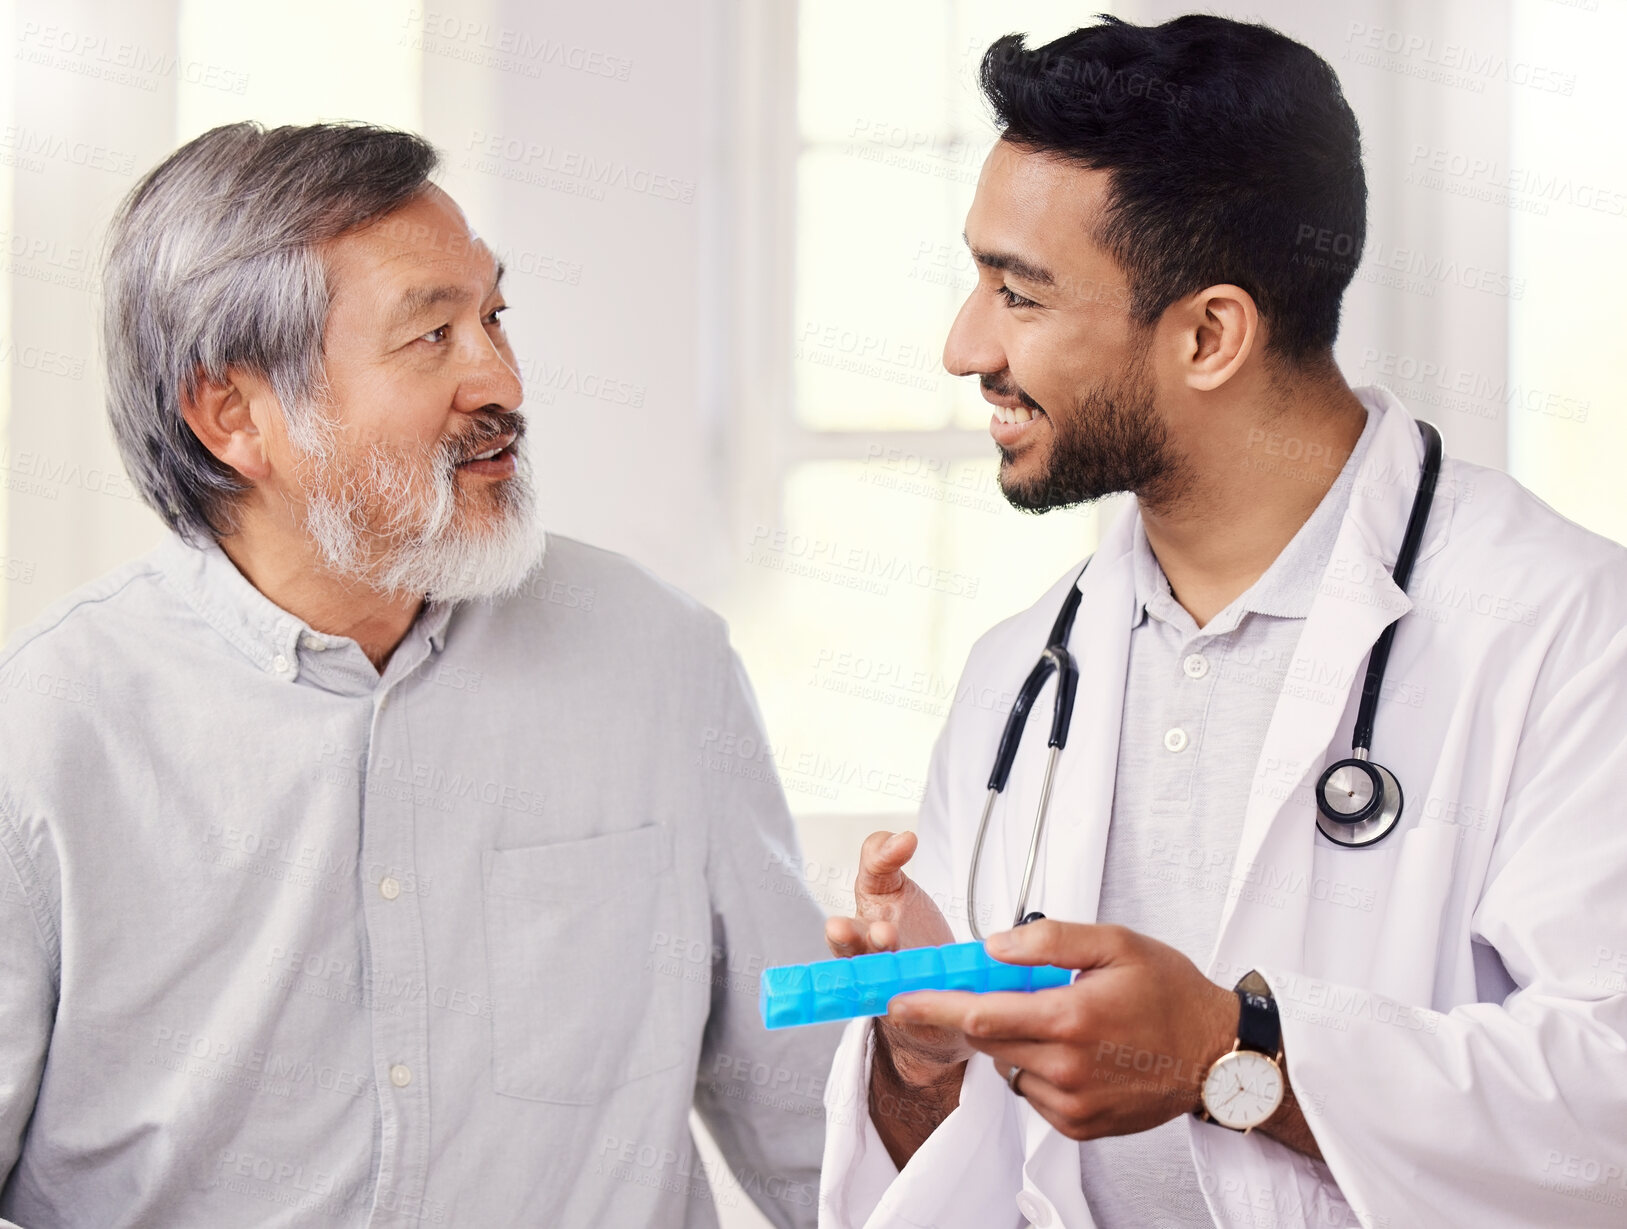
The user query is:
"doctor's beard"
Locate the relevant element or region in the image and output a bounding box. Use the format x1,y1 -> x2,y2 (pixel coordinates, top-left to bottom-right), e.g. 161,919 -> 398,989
994,343 -> 1189,514
284,403 -> 548,603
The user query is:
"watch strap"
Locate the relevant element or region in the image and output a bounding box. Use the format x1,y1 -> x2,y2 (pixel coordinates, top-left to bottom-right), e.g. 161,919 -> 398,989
1234,970 -> 1281,1057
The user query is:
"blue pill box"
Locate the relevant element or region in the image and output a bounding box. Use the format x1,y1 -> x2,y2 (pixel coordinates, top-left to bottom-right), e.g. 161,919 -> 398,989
759,941 -> 1074,1029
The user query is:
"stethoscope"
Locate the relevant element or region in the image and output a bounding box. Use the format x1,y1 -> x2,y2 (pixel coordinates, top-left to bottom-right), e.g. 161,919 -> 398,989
965,420 -> 1443,941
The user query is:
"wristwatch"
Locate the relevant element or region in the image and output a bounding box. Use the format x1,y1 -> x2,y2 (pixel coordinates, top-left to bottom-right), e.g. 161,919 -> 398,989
1196,970 -> 1285,1132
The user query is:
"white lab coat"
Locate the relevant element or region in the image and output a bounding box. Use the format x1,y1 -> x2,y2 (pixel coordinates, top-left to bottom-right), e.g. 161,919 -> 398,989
818,386 -> 1627,1229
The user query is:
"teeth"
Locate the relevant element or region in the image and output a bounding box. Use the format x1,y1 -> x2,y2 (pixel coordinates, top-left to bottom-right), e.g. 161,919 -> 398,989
996,406 -> 1035,425
470,446 -> 502,461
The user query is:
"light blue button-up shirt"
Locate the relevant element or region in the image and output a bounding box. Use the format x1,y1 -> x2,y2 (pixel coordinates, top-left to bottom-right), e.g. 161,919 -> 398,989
0,531 -> 840,1228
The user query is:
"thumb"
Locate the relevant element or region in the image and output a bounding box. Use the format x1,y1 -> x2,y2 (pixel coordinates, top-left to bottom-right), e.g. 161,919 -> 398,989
984,919 -> 1122,972
854,829 -> 917,896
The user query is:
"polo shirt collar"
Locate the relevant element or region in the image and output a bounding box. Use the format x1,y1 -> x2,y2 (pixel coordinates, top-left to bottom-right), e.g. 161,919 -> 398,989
1130,403 -> 1378,634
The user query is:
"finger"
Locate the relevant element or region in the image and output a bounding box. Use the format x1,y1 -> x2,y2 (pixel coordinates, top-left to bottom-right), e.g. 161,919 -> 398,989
982,1054 -> 1112,1145
865,919 -> 899,952
984,919 -> 1126,971
854,830 -> 918,896
886,987 -> 1074,1042
966,1037 -> 1091,1091
994,1057 -> 1057,1104
825,916 -> 871,957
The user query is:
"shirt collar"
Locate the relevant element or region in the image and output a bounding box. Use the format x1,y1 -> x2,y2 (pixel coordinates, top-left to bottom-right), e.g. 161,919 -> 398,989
1131,404 -> 1379,633
153,532 -> 455,691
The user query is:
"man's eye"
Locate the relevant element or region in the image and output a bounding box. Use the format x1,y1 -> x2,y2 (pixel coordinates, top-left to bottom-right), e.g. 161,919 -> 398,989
997,285 -> 1039,309
484,305 -> 509,327
421,324 -> 451,343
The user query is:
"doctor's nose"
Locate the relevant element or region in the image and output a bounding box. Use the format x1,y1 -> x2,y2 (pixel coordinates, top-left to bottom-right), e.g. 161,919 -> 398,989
943,289 -> 1006,379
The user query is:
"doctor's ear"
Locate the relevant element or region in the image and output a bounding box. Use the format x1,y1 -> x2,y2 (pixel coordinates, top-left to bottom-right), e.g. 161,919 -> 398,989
178,365 -> 275,483
1161,283 -> 1259,393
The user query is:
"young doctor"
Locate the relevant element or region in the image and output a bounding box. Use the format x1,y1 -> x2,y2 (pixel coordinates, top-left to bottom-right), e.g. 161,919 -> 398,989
818,16 -> 1627,1229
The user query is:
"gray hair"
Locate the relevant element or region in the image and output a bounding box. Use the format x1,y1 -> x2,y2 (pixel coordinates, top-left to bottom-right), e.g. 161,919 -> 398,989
102,121 -> 440,543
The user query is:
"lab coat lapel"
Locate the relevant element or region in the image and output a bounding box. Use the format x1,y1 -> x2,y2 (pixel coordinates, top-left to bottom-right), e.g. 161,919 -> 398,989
1008,507 -> 1138,1229
1211,392 -> 1429,967
1010,505 -> 1140,932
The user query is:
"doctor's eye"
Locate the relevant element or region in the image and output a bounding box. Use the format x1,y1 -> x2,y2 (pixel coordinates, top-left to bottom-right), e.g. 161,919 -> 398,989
420,324 -> 451,344
484,305 -> 509,328
997,285 -> 1039,309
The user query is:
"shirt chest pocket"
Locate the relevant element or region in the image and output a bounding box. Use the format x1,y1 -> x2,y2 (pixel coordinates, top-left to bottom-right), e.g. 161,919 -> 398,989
481,824 -> 685,1104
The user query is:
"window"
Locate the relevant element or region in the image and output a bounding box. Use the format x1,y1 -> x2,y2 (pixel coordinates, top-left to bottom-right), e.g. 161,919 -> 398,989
718,2 -> 1110,825
1507,0 -> 1627,545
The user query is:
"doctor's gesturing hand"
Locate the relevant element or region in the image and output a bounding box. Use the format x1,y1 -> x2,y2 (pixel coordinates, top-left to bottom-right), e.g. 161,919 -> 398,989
824,830 -> 974,1167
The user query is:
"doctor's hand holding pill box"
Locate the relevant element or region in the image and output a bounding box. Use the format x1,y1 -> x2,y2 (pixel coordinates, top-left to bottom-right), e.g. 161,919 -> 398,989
819,831 -> 1271,1169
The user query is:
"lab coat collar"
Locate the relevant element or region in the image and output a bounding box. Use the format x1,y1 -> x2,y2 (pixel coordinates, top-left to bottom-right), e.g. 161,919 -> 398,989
1211,384 -> 1452,964
1129,398 -> 1373,635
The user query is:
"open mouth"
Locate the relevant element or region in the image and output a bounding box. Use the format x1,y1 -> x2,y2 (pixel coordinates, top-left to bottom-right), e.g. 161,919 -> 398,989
988,399 -> 1046,448
455,432 -> 518,466
991,404 -> 1042,426
453,431 -> 519,475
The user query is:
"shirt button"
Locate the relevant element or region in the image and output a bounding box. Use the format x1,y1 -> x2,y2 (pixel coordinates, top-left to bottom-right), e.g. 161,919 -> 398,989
271,654 -> 290,674
1183,653 -> 1209,679
379,876 -> 401,901
390,1064 -> 412,1088
1164,727 -> 1189,753
1015,1190 -> 1052,1226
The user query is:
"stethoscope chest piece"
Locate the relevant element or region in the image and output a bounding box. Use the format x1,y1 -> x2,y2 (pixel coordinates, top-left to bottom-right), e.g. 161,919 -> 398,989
1315,756 -> 1403,847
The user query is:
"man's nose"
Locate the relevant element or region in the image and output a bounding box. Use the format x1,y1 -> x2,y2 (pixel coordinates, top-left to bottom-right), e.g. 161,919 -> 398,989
942,288 -> 1005,379
454,329 -> 523,414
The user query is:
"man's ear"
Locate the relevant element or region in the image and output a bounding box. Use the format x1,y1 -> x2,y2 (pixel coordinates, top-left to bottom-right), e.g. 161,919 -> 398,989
1164,283 -> 1259,392
179,366 -> 273,482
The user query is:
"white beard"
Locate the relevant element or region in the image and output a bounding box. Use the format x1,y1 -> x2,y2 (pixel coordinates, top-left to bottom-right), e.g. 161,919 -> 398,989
287,407 -> 547,603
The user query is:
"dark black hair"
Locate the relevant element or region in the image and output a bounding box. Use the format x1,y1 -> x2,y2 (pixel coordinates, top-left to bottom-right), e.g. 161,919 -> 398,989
980,15 -> 1366,364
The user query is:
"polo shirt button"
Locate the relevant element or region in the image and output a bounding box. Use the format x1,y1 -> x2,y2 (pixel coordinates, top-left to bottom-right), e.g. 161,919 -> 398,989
390,1064 -> 412,1088
1164,727 -> 1189,753
272,654 -> 290,674
1183,653 -> 1209,679
380,877 -> 401,901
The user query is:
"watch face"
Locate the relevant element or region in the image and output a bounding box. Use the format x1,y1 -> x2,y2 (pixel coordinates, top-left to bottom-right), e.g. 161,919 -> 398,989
1201,1050 -> 1284,1131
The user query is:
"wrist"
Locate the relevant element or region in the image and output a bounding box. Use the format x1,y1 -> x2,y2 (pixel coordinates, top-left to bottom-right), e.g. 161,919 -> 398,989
1195,971 -> 1287,1132
871,1018 -> 966,1091
1190,979 -> 1242,1114
867,1018 -> 966,1169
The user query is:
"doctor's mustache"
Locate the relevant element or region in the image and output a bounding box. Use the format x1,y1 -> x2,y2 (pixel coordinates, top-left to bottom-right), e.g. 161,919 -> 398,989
980,373 -> 1047,415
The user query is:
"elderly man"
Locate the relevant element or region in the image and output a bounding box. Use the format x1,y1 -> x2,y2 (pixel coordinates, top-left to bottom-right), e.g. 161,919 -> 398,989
0,122 -> 837,1228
